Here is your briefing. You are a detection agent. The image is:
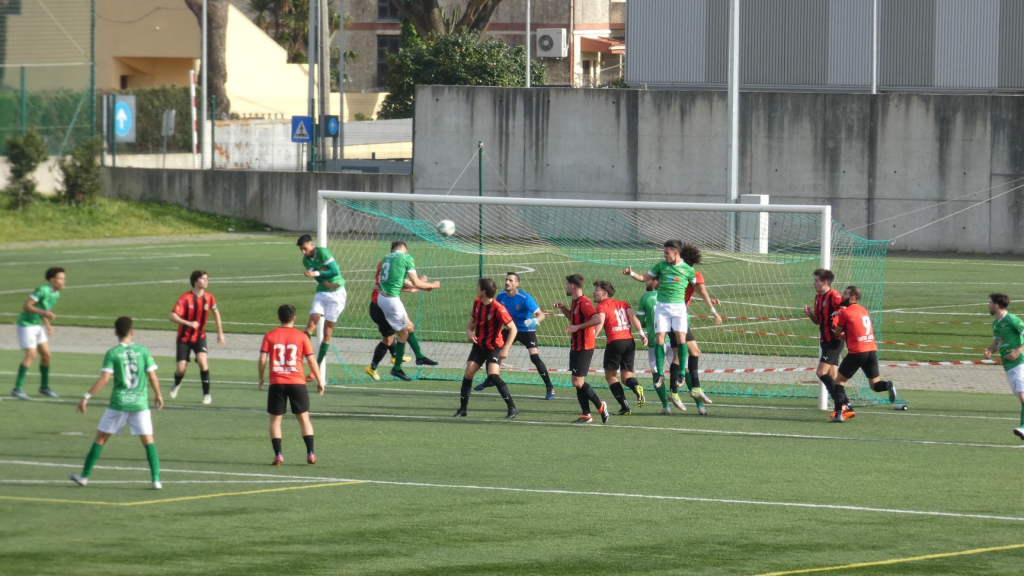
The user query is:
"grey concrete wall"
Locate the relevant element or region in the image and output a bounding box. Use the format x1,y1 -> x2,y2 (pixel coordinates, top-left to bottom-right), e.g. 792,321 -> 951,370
412,85 -> 1024,253
100,167 -> 412,232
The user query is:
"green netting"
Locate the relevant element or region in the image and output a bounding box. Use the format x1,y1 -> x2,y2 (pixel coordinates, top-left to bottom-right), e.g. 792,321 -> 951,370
323,196 -> 891,406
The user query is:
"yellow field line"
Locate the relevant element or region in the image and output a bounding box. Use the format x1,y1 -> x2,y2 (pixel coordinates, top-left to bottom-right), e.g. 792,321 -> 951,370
750,542 -> 1024,576
0,481 -> 365,507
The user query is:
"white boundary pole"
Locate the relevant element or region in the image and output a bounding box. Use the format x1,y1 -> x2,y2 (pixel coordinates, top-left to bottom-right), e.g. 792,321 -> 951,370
316,194 -> 328,378
190,70 -> 198,169
819,205 -> 833,411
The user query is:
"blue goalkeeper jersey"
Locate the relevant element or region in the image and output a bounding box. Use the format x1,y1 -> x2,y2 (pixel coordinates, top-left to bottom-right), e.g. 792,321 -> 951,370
495,290 -> 540,332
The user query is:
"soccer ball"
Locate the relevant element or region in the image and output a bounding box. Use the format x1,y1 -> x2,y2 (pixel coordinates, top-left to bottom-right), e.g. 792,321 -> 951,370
436,219 -> 456,237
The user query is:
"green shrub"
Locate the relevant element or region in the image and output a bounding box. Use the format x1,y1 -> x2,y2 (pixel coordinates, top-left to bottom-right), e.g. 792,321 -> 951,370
4,128 -> 48,209
57,136 -> 102,206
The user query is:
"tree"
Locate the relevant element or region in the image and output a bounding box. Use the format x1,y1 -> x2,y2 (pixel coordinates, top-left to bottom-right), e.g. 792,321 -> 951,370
4,129 -> 47,209
377,30 -> 545,120
57,137 -> 102,206
390,0 -> 504,38
183,0 -> 231,119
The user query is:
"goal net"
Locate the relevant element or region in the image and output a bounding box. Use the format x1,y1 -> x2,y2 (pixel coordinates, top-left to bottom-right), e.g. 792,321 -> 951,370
318,191 -> 890,407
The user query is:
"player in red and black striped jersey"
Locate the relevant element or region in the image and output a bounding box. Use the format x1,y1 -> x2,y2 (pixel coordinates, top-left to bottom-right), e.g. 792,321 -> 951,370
593,280 -> 647,415
802,268 -> 848,417
168,270 -> 225,404
553,274 -> 610,424
454,278 -> 520,419
677,243 -> 721,413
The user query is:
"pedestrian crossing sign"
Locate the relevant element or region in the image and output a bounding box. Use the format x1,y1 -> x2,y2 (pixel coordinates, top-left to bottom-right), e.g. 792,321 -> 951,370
291,116 -> 313,143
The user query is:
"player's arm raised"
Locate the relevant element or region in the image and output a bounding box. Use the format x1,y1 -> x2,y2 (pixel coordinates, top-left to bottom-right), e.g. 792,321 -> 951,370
407,271 -> 440,291
498,320 -> 517,360
622,266 -> 655,282
77,371 -> 111,414
304,352 -> 325,395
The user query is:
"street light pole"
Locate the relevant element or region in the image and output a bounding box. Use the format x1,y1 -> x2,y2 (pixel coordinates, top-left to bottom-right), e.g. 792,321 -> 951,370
525,0 -> 531,88
201,0 -> 207,169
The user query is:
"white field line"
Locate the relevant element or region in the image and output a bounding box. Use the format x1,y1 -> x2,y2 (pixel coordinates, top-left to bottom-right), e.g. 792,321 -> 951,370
0,479 -> 332,485
0,254 -> 210,267
3,459 -> 1023,523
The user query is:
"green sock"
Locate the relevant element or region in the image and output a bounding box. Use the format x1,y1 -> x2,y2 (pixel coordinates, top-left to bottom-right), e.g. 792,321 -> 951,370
317,342 -> 330,365
654,344 -> 665,376
1019,402 -> 1024,427
406,332 -> 424,359
14,364 -> 27,390
653,376 -> 668,407
40,365 -> 49,389
684,370 -> 693,390
393,342 -> 406,369
145,443 -> 160,482
82,443 -> 103,478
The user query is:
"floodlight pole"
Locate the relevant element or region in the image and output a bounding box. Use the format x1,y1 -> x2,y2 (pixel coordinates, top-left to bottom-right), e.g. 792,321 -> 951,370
307,0 -> 317,171
525,0 -> 531,88
201,0 -> 207,169
871,0 -> 879,94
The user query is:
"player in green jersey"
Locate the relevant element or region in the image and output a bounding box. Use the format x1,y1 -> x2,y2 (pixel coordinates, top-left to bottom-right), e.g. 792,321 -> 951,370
635,279 -> 676,414
375,241 -> 440,381
12,267 -> 65,400
298,235 -> 346,367
984,293 -> 1024,441
69,317 -> 164,490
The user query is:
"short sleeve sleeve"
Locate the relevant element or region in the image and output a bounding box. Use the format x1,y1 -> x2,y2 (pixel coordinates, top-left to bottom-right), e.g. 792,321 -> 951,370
209,294 -> 217,310
101,349 -> 115,373
648,261 -> 661,277
30,285 -> 45,302
498,304 -> 513,325
525,294 -> 539,314
582,299 -> 597,319
172,295 -> 186,316
406,254 -> 416,272
143,349 -> 158,372
260,334 -> 272,354
300,334 -> 313,357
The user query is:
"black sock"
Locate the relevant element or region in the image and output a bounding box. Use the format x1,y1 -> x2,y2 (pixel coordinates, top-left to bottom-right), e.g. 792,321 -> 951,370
200,370 -> 210,395
530,354 -> 553,391
302,435 -> 314,454
371,342 -> 389,369
624,377 -> 639,393
581,382 -> 602,409
174,373 -> 183,387
833,384 -> 848,408
669,364 -> 680,393
388,343 -> 397,356
819,373 -> 837,397
609,381 -> 628,410
688,355 -> 701,387
576,387 -> 591,415
271,438 -> 282,455
872,380 -> 890,393
491,374 -> 516,409
460,378 -> 472,410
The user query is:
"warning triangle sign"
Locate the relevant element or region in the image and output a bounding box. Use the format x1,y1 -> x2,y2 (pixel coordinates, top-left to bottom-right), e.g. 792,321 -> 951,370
293,121 -> 309,140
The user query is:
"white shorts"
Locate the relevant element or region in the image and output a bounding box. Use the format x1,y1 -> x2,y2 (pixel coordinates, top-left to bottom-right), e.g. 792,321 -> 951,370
376,294 -> 409,331
16,324 -> 48,350
310,287 -> 347,323
1006,364 -> 1024,395
647,342 -> 676,373
654,302 -> 689,334
98,408 -> 154,436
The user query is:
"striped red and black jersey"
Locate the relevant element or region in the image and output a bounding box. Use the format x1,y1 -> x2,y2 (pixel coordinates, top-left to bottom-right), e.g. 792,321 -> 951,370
569,295 -> 598,351
814,289 -> 843,343
371,261 -> 383,305
471,297 -> 513,349
172,291 -> 217,344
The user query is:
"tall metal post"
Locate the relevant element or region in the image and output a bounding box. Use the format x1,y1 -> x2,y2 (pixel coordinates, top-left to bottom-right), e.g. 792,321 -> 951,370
20,65 -> 25,135
478,141 -> 484,279
871,0 -> 879,95
90,0 -> 96,137
110,96 -> 117,166
201,0 -> 208,169
210,95 -> 216,169
318,0 -> 329,162
337,0 -> 345,159
525,0 -> 531,88
307,0 -> 317,170
725,0 -> 740,252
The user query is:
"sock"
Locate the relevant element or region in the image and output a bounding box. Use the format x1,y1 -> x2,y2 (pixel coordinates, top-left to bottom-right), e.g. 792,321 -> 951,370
653,374 -> 669,407
624,377 -> 640,394
82,442 -> 103,478
1019,402 -> 1023,427
491,374 -> 516,409
460,378 -> 472,410
576,387 -> 591,415
174,373 -> 183,388
393,342 -> 406,370
406,333 -> 424,359
530,354 -> 553,391
872,380 -> 891,393
654,344 -> 665,377
200,370 -> 211,395
271,438 -> 283,455
688,355 -> 701,388
303,435 -> 314,454
145,443 -> 160,482
371,342 -> 388,369
14,364 -> 27,390
684,370 -> 694,391
388,343 -> 397,356
581,382 -> 602,410
317,342 -> 329,365
818,374 -> 837,396
609,381 -> 628,410
833,384 -> 849,408
669,363 -> 680,394
40,365 -> 49,389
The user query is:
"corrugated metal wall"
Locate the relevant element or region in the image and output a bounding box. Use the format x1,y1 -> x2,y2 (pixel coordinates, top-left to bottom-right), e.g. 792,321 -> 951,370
626,0 -> 1024,92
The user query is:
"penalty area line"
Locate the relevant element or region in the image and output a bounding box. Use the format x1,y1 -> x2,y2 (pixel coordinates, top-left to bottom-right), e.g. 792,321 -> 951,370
749,542 -> 1024,576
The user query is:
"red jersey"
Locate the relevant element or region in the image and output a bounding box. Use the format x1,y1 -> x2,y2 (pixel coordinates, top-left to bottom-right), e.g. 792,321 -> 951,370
814,289 -> 843,343
835,304 -> 877,353
684,271 -> 705,306
569,295 -> 598,351
472,297 -> 513,349
597,299 -> 634,343
260,327 -> 314,384
371,261 -> 383,304
172,291 -> 217,344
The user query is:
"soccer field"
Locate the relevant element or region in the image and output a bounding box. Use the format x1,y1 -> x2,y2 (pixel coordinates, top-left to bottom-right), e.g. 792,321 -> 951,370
2,234 -> 1023,575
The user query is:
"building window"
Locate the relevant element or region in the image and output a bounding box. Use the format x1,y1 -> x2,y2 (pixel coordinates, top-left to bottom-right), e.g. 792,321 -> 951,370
377,35 -> 401,88
378,0 -> 400,20
120,75 -> 129,89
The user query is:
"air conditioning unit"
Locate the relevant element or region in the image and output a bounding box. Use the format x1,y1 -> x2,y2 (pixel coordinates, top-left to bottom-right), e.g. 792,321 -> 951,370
536,28 -> 568,58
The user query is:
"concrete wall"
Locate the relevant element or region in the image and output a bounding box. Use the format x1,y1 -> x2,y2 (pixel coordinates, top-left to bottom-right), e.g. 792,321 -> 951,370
412,85 -> 1024,253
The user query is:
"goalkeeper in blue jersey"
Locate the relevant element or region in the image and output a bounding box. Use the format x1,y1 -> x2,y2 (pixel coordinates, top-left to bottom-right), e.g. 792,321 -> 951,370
476,272 -> 555,399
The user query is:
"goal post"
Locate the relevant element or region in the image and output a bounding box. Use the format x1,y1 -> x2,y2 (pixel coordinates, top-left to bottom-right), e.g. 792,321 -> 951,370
316,190 -> 887,409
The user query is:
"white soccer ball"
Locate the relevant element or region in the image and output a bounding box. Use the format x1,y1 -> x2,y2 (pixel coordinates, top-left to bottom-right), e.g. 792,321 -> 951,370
436,219 -> 456,237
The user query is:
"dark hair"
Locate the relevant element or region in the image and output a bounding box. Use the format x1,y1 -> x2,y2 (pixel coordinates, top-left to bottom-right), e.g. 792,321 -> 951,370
296,234 -> 314,246
813,269 -> 835,283
114,316 -> 133,338
505,272 -> 520,282
277,304 -> 297,323
844,285 -> 862,300
990,293 -> 1010,309
679,243 -> 702,266
478,278 -> 497,298
190,270 -> 207,287
663,239 -> 683,252
45,267 -> 64,281
391,240 -> 407,252
565,274 -> 585,289
592,280 -> 616,297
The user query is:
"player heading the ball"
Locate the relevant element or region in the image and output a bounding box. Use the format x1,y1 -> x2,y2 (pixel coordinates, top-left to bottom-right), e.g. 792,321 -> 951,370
298,235 -> 346,369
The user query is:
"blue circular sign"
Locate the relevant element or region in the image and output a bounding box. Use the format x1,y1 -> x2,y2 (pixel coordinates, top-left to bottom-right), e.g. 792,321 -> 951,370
114,101 -> 133,137
327,117 -> 339,136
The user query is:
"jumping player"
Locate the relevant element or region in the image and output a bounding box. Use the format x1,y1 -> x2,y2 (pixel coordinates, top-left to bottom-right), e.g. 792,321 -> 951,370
830,286 -> 897,422
297,235 -> 346,368
364,250 -> 437,381
592,280 -> 646,415
168,270 -> 225,404
376,241 -> 440,381
636,278 -> 676,414
454,278 -> 519,419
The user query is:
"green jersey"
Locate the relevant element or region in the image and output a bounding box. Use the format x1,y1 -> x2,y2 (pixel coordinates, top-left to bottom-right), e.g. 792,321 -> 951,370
102,343 -> 158,412
378,252 -> 416,298
302,247 -> 344,293
993,312 -> 1024,371
636,291 -> 658,334
16,283 -> 60,327
648,260 -> 696,304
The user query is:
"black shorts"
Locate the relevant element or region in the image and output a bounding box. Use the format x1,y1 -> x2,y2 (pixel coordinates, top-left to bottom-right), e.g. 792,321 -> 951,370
838,351 -> 880,380
467,344 -> 501,367
369,301 -> 396,337
603,339 -> 636,371
818,340 -> 844,366
267,384 -> 310,415
685,328 -> 695,343
502,328 -> 538,349
569,349 -> 595,377
176,337 -> 208,363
